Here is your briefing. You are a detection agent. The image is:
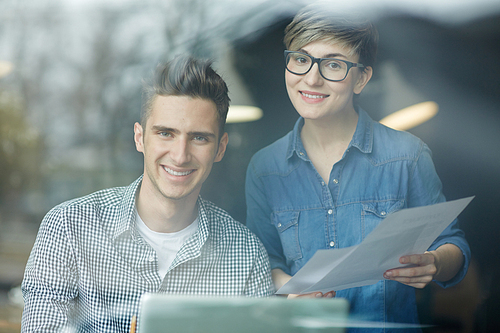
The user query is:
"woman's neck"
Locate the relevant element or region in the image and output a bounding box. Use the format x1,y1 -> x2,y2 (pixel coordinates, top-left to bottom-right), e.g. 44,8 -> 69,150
300,108 -> 359,184
301,108 -> 358,149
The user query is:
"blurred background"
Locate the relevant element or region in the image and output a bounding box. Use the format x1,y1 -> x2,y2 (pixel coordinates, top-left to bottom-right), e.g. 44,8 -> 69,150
1,0 -> 499,332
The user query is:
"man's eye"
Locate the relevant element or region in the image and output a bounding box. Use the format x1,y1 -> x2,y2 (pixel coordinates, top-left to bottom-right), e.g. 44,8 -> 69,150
194,136 -> 208,142
159,132 -> 172,137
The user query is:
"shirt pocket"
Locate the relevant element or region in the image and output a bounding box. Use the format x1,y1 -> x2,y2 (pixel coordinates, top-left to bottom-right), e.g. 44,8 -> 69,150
361,200 -> 404,239
272,211 -> 303,262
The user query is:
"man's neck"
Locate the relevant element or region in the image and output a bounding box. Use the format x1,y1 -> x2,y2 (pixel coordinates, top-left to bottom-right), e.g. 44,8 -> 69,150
135,183 -> 199,233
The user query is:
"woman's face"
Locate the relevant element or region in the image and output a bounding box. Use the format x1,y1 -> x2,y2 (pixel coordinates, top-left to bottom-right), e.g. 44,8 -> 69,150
285,40 -> 372,122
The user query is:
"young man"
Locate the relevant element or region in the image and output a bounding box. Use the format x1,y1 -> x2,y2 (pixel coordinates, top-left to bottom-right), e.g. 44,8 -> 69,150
245,5 -> 470,331
22,56 -> 274,332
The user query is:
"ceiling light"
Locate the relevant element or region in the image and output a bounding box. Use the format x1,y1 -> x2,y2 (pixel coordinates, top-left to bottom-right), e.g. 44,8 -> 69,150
226,105 -> 263,123
379,101 -> 439,131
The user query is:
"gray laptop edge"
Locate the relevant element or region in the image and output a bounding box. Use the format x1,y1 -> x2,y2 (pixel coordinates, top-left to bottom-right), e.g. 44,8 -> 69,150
137,293 -> 349,333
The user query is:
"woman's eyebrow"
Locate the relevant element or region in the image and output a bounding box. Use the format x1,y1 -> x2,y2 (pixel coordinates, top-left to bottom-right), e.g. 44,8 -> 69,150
298,49 -> 346,59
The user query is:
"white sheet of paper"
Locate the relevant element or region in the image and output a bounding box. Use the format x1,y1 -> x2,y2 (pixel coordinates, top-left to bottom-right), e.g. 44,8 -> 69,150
276,196 -> 474,294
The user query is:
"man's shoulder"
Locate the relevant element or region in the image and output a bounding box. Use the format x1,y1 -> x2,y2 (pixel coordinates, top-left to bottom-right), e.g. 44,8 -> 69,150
53,185 -> 129,212
43,182 -> 137,230
200,199 -> 263,245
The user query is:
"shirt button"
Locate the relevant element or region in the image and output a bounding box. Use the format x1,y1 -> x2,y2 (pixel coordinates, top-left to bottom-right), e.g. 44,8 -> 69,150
148,256 -> 155,262
299,152 -> 305,156
277,223 -> 282,228
321,181 -> 325,186
333,179 -> 339,184
381,211 -> 387,216
329,241 -> 335,247
328,209 -> 333,215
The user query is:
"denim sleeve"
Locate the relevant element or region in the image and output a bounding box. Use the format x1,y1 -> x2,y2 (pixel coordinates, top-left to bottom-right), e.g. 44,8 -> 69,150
245,159 -> 290,275
408,142 -> 471,288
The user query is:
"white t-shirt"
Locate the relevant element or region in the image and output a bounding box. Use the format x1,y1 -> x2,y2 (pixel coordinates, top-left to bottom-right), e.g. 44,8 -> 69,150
135,211 -> 199,279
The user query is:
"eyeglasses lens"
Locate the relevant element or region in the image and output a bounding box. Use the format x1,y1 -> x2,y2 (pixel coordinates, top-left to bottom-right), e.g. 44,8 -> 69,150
286,52 -> 348,81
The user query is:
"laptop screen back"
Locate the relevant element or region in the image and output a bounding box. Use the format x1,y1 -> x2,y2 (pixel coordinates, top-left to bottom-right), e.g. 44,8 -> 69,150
137,294 -> 349,333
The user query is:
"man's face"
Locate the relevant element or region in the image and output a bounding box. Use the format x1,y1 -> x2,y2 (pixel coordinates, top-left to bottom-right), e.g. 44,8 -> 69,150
134,95 -> 228,203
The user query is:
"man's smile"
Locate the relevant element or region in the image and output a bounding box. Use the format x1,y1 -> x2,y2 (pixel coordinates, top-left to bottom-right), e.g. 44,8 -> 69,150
163,166 -> 195,176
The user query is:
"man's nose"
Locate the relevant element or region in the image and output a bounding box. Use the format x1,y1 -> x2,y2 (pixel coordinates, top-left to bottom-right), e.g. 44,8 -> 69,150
169,138 -> 191,165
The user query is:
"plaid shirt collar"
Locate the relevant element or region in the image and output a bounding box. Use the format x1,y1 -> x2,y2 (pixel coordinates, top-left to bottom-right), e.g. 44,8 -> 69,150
113,175 -> 210,251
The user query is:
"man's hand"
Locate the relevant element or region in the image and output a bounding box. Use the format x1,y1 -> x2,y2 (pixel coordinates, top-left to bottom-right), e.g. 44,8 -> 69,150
383,252 -> 437,289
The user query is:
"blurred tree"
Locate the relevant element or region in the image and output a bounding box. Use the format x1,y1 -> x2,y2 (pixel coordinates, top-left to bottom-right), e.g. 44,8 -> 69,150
0,91 -> 42,210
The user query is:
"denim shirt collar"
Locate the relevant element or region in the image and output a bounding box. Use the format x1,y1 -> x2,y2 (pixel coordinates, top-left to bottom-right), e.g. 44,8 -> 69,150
286,107 -> 374,161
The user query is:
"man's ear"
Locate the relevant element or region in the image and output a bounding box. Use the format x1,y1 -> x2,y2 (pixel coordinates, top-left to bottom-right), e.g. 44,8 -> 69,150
354,66 -> 373,95
214,132 -> 228,163
134,122 -> 145,153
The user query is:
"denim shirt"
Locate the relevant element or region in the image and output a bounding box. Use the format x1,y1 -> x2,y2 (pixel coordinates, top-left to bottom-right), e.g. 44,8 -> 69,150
245,108 -> 470,331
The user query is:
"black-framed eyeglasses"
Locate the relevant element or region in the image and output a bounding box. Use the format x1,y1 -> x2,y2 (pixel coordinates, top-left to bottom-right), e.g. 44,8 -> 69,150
284,50 -> 365,82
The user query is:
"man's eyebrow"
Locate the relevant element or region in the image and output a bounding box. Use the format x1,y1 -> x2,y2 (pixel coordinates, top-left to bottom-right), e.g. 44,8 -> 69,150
151,126 -> 216,139
188,131 -> 216,139
151,125 -> 179,134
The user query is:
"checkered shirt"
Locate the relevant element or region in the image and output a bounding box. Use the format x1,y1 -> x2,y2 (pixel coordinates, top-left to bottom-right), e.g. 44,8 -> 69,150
21,176 -> 274,332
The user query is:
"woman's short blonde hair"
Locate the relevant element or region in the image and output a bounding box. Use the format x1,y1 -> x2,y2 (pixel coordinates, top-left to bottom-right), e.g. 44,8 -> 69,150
284,5 -> 379,68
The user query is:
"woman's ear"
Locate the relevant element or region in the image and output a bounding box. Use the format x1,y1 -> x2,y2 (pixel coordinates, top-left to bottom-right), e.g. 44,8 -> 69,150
354,66 -> 373,95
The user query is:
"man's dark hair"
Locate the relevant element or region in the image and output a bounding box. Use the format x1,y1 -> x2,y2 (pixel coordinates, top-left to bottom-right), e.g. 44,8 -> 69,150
141,56 -> 230,137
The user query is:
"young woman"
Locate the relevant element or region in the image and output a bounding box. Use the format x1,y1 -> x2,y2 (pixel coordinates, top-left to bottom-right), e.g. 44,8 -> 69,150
245,6 -> 470,330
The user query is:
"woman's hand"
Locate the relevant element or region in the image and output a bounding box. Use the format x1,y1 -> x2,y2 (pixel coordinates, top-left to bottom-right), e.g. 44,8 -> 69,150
272,268 -> 335,298
383,244 -> 464,288
287,291 -> 335,299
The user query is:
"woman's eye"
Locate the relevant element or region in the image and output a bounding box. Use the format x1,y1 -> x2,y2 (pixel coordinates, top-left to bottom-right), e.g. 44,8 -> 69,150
295,57 -> 308,64
325,61 -> 342,70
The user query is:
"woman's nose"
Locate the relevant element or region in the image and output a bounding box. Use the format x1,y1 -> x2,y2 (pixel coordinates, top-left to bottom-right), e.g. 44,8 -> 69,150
303,63 -> 324,86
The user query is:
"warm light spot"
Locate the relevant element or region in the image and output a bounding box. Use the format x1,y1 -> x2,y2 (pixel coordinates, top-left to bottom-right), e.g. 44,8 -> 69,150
0,61 -> 14,78
226,105 -> 263,123
379,101 -> 439,131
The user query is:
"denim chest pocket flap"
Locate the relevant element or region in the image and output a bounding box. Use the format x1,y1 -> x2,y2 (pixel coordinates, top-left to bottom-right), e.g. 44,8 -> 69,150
361,200 -> 405,238
272,211 -> 303,261
362,199 -> 404,217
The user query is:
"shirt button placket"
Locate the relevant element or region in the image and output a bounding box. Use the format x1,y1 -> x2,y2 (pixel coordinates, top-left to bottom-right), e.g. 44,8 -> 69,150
327,208 -> 334,248
327,175 -> 339,250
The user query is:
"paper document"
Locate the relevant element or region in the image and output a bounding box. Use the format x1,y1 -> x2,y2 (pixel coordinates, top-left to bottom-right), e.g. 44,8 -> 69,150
277,197 -> 474,295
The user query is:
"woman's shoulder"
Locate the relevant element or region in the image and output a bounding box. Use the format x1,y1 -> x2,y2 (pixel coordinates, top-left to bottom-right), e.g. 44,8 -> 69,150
248,131 -> 293,173
371,121 -> 428,159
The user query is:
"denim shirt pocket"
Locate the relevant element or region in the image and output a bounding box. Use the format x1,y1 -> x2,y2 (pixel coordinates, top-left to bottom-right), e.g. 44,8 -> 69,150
272,211 -> 303,262
361,200 -> 405,239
